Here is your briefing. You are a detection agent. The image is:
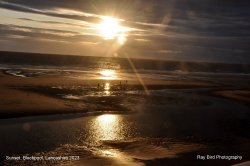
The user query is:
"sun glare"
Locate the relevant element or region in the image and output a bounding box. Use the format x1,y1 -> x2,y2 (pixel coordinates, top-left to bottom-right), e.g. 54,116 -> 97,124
100,69 -> 117,80
91,114 -> 121,141
97,16 -> 129,44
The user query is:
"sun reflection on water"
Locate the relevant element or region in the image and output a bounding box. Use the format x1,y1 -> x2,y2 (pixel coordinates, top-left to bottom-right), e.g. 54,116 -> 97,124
89,114 -> 126,142
104,82 -> 111,95
100,69 -> 117,80
104,82 -> 110,91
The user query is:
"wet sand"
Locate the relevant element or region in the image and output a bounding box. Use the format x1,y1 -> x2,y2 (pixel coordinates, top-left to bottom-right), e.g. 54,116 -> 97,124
0,69 -> 250,165
0,70 -> 214,118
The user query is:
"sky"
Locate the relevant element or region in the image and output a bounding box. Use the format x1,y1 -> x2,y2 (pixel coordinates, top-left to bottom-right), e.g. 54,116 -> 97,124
0,0 -> 250,63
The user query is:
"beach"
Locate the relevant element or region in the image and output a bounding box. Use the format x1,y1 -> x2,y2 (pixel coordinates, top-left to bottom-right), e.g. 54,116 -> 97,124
0,65 -> 250,165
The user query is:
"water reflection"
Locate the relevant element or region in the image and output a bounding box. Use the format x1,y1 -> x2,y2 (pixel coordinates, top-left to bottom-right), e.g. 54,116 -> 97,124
104,82 -> 111,95
100,69 -> 117,80
88,114 -> 126,142
104,83 -> 110,91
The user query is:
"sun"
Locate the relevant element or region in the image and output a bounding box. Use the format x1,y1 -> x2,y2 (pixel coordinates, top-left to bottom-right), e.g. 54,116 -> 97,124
97,17 -> 121,40
97,16 -> 129,44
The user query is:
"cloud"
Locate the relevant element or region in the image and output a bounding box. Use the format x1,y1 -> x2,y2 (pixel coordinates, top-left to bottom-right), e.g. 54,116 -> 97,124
0,24 -> 101,43
1,0 -> 250,38
0,0 -> 250,63
0,0 -> 102,22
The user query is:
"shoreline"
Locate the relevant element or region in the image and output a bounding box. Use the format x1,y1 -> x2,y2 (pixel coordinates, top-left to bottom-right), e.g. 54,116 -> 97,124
0,69 -> 221,119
